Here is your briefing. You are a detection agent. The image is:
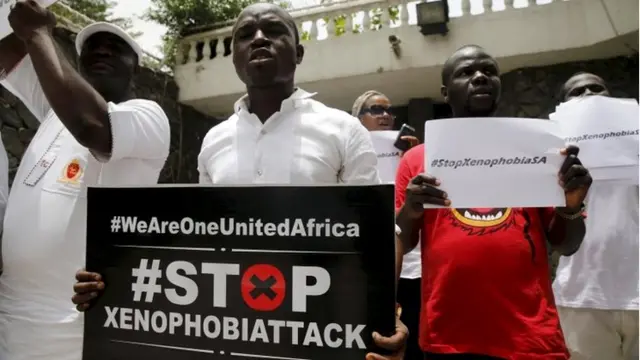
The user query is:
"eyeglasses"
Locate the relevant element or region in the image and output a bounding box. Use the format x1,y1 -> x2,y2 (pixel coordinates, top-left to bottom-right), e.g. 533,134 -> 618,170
360,105 -> 395,118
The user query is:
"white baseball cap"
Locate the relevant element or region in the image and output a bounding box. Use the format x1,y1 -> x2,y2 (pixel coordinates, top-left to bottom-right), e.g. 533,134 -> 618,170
75,22 -> 143,65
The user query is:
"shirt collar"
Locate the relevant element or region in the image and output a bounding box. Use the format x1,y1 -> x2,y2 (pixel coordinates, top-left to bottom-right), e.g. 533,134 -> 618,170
233,88 -> 317,115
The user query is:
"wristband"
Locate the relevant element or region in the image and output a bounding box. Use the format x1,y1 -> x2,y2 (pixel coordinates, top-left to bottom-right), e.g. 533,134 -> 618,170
555,204 -> 585,220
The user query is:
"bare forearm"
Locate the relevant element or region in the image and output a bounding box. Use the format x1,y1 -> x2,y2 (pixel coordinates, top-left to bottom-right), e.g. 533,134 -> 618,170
548,210 -> 586,256
0,34 -> 27,75
24,31 -> 110,153
396,206 -> 421,255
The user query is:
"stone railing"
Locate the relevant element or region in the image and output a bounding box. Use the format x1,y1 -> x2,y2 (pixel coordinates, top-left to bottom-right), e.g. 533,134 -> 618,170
177,0 -> 562,65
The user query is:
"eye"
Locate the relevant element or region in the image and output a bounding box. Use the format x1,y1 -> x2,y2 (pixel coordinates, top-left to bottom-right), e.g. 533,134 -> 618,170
483,66 -> 497,76
455,67 -> 473,77
568,88 -> 585,97
588,84 -> 605,93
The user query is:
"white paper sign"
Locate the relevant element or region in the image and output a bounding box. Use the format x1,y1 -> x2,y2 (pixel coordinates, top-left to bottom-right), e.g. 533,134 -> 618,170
0,0 -> 59,41
424,117 -> 566,209
549,96 -> 639,184
370,130 -> 401,183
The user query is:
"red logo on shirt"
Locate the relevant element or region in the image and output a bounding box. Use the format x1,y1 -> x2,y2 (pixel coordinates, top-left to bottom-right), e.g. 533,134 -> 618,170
448,208 -> 515,235
58,159 -> 83,184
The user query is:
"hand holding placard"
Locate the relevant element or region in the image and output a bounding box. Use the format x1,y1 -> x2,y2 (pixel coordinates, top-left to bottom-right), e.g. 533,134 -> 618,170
404,174 -> 450,214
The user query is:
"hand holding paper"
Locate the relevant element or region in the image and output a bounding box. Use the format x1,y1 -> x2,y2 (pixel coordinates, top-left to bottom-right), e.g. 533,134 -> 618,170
8,0 -> 56,42
550,96 -> 639,184
403,174 -> 450,215
558,145 -> 592,211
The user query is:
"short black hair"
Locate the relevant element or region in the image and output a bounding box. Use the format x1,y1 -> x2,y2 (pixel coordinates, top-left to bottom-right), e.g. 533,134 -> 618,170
441,44 -> 487,85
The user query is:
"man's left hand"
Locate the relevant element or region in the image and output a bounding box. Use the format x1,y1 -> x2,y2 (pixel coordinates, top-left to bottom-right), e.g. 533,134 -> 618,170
9,0 -> 56,42
558,145 -> 592,211
365,312 -> 408,360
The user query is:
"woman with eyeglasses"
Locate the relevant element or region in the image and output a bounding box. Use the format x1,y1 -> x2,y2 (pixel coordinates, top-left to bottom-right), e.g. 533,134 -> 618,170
352,91 -> 422,360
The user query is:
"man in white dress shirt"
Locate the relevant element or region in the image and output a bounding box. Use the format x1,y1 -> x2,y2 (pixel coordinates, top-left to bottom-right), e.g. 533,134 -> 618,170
0,1 -> 170,359
198,4 -> 408,359
552,72 -> 639,360
73,4 -> 406,359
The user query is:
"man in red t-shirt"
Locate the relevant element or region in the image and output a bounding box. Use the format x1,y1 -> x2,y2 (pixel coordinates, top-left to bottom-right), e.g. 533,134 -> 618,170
395,45 -> 593,360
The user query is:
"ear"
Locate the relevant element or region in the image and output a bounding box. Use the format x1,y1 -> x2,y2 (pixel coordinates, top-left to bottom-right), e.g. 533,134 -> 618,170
440,85 -> 449,103
295,44 -> 304,65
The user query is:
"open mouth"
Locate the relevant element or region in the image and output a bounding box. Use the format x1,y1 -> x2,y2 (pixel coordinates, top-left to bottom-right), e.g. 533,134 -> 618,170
249,49 -> 274,63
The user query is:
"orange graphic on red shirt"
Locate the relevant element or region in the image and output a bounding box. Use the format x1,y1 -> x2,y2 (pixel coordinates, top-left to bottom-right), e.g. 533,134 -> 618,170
59,159 -> 83,183
447,208 -> 515,235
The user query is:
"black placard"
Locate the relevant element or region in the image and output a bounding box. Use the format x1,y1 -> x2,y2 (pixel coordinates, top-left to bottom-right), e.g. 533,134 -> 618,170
83,185 -> 395,360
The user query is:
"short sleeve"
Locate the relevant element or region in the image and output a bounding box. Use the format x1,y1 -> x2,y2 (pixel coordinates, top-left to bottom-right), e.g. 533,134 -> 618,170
0,56 -> 51,122
198,151 -> 213,185
395,152 -> 413,211
340,120 -> 380,184
97,99 -> 170,163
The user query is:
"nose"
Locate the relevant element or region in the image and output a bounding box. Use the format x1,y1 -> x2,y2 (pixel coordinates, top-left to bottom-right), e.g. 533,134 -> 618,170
93,44 -> 113,57
251,29 -> 269,46
470,70 -> 489,85
582,88 -> 594,97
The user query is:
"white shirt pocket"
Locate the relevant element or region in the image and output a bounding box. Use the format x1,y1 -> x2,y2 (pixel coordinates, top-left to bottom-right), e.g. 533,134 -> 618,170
41,136 -> 92,199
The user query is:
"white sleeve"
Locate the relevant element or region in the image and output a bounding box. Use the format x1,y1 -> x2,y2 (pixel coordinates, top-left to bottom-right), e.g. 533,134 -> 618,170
0,56 -> 51,122
340,119 -> 381,184
96,99 -> 171,163
197,130 -> 214,184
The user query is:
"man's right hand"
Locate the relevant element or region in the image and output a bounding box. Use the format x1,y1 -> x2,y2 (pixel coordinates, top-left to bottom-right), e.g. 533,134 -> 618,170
72,269 -> 105,312
403,173 -> 450,218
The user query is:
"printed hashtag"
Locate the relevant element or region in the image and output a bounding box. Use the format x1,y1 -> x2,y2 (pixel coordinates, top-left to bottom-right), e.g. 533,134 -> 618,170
131,259 -> 163,303
431,159 -> 438,167
110,216 -> 121,233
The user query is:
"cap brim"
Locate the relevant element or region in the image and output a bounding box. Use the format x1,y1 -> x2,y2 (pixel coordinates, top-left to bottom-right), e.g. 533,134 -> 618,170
75,22 -> 143,65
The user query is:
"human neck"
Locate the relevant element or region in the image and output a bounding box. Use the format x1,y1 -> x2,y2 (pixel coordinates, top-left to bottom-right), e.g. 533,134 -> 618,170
452,107 -> 496,118
247,82 -> 295,123
97,85 -> 132,104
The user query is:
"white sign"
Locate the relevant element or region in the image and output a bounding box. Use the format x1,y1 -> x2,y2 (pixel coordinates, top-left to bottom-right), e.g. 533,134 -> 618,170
0,0 -> 59,41
424,117 -> 567,209
370,130 -> 401,183
550,96 -> 639,184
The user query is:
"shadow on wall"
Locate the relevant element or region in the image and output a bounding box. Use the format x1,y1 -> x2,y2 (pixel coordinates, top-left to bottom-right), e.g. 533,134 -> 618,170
0,27 -> 222,186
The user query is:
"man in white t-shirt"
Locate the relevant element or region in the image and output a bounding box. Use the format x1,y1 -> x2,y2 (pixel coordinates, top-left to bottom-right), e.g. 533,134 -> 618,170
552,72 -> 639,360
0,2 -> 170,359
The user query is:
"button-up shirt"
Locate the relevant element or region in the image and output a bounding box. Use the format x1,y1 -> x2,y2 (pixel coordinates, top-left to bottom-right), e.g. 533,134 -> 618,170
198,89 -> 380,185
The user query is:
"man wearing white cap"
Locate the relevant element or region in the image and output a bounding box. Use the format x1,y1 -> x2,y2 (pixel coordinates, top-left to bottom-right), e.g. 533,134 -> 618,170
0,1 -> 170,359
